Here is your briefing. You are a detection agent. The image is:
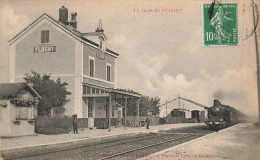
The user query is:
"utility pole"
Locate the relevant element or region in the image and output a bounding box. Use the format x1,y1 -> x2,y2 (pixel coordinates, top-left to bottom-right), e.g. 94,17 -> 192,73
178,94 -> 180,109
252,0 -> 260,125
108,93 -> 111,131
166,100 -> 168,123
124,97 -> 127,129
183,104 -> 185,123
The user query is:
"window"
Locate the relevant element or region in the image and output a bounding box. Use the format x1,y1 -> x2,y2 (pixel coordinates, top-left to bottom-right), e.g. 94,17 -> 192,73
89,58 -> 95,77
84,86 -> 106,95
92,88 -> 96,94
87,86 -> 91,94
106,64 -> 111,81
99,41 -> 103,50
41,30 -> 50,43
16,107 -> 36,120
99,36 -> 106,51
83,86 -> 86,94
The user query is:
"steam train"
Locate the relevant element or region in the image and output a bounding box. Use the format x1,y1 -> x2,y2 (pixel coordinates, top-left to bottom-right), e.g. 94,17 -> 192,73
205,100 -> 245,129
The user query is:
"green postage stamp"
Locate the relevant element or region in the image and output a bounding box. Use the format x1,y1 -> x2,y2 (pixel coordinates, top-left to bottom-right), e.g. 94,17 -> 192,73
203,3 -> 238,46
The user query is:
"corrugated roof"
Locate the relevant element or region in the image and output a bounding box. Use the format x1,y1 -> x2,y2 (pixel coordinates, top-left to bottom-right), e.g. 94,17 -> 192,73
0,83 -> 41,99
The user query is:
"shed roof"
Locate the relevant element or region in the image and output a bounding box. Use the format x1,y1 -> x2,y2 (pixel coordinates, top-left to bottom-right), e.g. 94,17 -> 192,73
0,83 -> 41,99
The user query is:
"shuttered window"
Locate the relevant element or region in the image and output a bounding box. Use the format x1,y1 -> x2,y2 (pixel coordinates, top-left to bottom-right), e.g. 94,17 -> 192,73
90,58 -> 95,77
41,30 -> 50,43
106,64 -> 111,81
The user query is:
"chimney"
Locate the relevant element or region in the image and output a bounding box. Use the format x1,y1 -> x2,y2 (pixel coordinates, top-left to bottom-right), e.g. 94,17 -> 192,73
71,12 -> 77,21
95,19 -> 104,32
69,12 -> 77,29
59,6 -> 68,25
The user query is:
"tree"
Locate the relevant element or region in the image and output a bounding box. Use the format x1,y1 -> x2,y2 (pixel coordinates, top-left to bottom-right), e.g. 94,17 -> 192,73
149,97 -> 160,116
117,96 -> 160,116
116,98 -> 137,116
139,96 -> 160,116
139,96 -> 151,116
24,71 -> 71,116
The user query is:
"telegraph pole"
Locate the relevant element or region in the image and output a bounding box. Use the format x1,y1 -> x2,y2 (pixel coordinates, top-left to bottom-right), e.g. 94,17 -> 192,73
166,100 -> 168,123
252,0 -> 260,125
178,94 -> 180,109
183,104 -> 185,123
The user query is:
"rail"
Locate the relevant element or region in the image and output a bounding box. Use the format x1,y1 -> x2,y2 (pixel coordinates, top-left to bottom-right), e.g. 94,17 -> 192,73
98,134 -> 195,160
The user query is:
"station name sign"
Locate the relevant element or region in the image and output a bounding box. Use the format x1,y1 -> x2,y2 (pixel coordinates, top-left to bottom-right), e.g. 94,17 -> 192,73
34,46 -> 56,53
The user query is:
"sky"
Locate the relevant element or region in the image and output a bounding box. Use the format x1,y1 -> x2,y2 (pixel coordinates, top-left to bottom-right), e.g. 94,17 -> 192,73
0,0 -> 259,116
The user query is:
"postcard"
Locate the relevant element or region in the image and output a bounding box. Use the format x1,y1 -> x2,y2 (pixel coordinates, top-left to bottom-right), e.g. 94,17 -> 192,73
0,0 -> 259,159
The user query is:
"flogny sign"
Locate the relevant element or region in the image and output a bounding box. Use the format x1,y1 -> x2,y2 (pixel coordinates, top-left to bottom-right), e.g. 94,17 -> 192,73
34,46 -> 56,53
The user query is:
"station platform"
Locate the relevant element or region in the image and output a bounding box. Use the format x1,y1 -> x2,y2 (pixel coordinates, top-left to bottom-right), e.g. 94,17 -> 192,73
0,123 -> 204,153
140,123 -> 260,160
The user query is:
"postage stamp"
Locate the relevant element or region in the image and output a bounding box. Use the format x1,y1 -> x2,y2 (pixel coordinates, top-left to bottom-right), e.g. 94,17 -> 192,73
203,3 -> 238,46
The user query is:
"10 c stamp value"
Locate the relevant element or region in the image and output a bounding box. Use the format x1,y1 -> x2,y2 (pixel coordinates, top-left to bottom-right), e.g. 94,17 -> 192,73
203,3 -> 238,46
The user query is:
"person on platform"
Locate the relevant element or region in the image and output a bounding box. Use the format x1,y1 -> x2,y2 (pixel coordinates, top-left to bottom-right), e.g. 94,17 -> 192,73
72,114 -> 79,134
145,116 -> 150,129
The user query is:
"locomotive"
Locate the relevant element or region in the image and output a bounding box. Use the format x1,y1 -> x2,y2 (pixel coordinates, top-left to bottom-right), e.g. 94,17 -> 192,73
205,99 -> 244,129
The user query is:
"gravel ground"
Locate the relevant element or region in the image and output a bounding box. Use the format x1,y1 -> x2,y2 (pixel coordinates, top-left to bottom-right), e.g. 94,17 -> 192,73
140,123 -> 260,160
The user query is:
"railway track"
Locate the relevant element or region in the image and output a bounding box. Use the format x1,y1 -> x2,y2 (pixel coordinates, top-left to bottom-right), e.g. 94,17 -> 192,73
5,134 -> 158,160
98,133 -> 195,160
7,125 -> 215,160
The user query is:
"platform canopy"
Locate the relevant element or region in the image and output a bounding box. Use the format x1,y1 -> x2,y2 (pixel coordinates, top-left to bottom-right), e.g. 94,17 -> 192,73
82,83 -> 141,130
82,83 -> 141,98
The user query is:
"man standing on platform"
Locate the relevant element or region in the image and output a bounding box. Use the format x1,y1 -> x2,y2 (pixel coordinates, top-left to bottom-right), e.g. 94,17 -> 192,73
145,116 -> 150,129
72,114 -> 79,134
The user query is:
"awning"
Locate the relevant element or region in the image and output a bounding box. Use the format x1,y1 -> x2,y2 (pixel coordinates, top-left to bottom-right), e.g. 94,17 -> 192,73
82,83 -> 141,98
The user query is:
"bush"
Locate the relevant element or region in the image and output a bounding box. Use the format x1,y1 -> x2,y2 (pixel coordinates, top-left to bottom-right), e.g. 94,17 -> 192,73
36,127 -> 69,135
35,116 -> 71,134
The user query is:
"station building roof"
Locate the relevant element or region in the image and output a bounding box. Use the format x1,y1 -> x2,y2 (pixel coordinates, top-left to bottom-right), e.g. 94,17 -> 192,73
8,13 -> 119,57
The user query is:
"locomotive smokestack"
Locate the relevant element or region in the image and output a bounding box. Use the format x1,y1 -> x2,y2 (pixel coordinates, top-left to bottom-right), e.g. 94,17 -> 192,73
213,99 -> 221,106
59,6 -> 68,25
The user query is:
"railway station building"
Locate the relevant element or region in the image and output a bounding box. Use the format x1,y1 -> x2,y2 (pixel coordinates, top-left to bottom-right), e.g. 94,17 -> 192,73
9,6 -> 141,129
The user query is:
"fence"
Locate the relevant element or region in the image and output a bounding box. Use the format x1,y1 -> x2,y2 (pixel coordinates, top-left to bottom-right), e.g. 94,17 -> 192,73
35,115 -> 160,133
35,116 -> 88,133
168,117 -> 185,124
126,116 -> 160,127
